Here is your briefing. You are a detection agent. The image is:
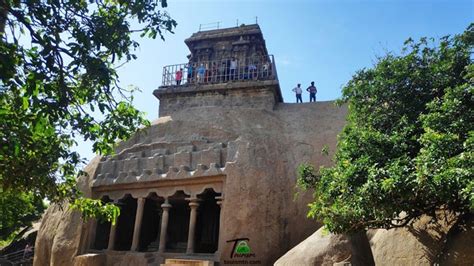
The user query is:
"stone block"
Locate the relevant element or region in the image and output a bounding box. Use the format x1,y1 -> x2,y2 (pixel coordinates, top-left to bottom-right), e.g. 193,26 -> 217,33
174,151 -> 191,168
123,158 -> 139,174
146,155 -> 165,173
151,148 -> 168,156
74,253 -> 106,266
126,151 -> 143,159
177,145 -> 195,153
200,148 -> 221,167
191,151 -> 201,169
164,154 -> 174,170
99,160 -> 116,176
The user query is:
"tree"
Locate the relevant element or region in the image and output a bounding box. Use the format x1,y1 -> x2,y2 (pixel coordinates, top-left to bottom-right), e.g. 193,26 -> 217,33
0,0 -> 176,231
298,24 -> 473,233
0,191 -> 45,241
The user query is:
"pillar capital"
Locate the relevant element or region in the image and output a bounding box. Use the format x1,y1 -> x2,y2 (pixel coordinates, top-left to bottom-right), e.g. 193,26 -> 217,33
186,197 -> 201,209
189,201 -> 200,209
161,198 -> 172,209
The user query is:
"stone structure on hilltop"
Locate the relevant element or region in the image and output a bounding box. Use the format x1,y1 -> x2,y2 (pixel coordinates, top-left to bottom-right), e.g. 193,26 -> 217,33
34,24 -> 348,266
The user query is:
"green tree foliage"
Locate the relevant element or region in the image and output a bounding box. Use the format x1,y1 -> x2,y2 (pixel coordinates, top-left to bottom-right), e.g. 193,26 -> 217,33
0,190 -> 45,240
0,0 -> 176,231
298,25 -> 473,233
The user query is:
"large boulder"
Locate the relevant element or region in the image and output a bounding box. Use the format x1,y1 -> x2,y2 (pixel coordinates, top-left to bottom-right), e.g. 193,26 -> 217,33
437,214 -> 474,265
368,214 -> 457,266
33,156 -> 101,266
274,227 -> 374,266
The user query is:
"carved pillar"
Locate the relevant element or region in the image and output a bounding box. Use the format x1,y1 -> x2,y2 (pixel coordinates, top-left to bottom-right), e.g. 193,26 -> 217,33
106,201 -> 118,251
186,198 -> 200,254
131,197 -> 145,251
215,196 -> 224,256
158,198 -> 172,253
107,223 -> 117,250
88,219 -> 98,249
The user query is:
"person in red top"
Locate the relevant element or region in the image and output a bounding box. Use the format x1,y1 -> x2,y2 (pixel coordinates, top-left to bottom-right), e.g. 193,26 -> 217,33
175,68 -> 183,85
306,81 -> 317,102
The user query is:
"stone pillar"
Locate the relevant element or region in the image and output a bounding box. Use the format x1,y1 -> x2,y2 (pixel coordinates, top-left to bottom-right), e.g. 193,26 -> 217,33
107,201 -> 118,251
88,219 -> 98,249
215,196 -> 224,256
158,198 -> 172,253
186,198 -> 200,254
131,197 -> 146,251
107,223 -> 117,251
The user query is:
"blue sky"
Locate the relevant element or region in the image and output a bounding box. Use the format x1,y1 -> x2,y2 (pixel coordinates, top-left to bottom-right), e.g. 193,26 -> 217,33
77,0 -> 473,161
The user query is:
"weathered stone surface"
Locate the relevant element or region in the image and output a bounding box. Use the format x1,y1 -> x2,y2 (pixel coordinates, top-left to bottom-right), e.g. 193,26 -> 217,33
274,227 -> 374,266
35,25 -> 348,265
74,253 -> 106,266
437,215 -> 474,265
34,156 -> 102,266
35,100 -> 346,266
369,214 -> 457,266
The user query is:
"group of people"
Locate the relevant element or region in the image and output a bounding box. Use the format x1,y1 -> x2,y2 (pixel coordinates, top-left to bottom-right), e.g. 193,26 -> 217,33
292,82 -> 317,103
173,57 -> 271,85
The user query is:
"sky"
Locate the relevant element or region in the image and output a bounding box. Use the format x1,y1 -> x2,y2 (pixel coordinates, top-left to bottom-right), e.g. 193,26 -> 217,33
77,0 -> 473,161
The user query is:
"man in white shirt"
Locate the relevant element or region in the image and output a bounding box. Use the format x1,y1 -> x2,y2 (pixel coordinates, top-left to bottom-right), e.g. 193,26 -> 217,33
292,83 -> 303,103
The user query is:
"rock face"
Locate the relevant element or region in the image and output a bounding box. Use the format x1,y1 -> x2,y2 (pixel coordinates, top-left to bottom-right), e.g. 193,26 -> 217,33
34,101 -> 348,266
34,25 -> 348,265
368,214 -> 462,266
33,156 -> 101,266
274,227 -> 374,266
438,215 -> 474,265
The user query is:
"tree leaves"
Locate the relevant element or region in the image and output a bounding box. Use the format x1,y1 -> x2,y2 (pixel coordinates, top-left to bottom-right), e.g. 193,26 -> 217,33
299,24 -> 473,233
0,0 -> 176,229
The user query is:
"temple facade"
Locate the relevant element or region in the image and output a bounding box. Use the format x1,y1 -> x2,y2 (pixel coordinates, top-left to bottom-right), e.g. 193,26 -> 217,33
35,24 -> 347,266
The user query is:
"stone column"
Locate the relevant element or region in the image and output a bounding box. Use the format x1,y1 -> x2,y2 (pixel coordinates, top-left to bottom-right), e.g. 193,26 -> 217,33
107,223 -> 117,251
186,198 -> 200,254
131,197 -> 146,251
106,201 -> 118,251
215,196 -> 224,256
158,198 -> 172,253
88,219 -> 98,249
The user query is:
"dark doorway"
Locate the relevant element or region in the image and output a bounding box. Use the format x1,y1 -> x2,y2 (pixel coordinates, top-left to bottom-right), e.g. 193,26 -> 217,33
93,196 -> 112,250
195,189 -> 221,253
166,191 -> 190,252
114,195 -> 137,251
139,194 -> 163,251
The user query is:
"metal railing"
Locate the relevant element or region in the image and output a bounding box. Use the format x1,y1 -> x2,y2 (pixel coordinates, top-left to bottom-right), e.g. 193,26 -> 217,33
161,55 -> 277,87
1,247 -> 34,265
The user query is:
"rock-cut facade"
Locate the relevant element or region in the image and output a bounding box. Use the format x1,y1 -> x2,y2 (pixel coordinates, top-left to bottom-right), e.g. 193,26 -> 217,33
33,24 -> 347,266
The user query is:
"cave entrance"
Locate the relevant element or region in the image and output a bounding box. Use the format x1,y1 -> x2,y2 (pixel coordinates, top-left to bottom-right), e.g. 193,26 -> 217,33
139,193 -> 164,252
195,189 -> 221,253
92,196 -> 112,250
166,191 -> 190,253
114,194 -> 137,251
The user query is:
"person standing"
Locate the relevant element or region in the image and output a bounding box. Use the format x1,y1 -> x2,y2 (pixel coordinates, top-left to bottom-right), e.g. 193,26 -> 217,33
197,63 -> 206,83
292,83 -> 303,103
306,81 -> 317,102
175,68 -> 183,85
229,57 -> 238,80
187,63 -> 194,83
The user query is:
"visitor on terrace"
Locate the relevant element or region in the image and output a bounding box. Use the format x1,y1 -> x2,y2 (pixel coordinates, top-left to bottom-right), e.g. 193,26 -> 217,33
175,68 -> 183,85
197,63 -> 206,83
186,63 -> 194,83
